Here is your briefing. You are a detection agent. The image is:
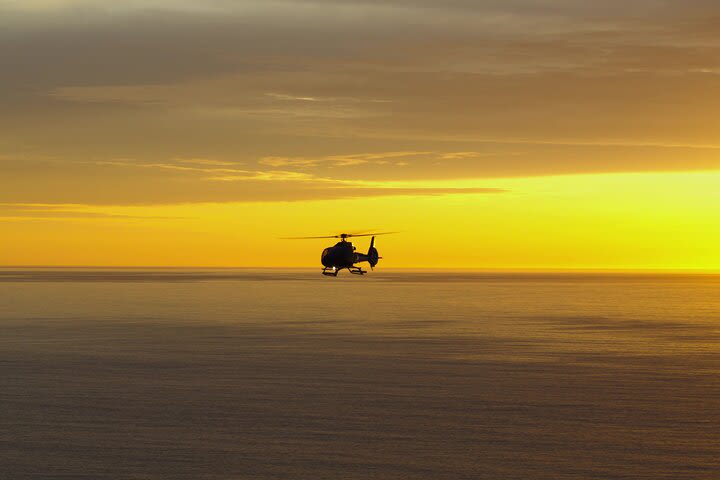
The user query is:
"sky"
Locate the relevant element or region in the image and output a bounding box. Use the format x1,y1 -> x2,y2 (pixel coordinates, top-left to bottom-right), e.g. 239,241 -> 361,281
2,0 -> 720,269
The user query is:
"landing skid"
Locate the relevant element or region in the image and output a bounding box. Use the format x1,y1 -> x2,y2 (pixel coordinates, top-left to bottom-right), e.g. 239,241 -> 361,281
321,266 -> 367,276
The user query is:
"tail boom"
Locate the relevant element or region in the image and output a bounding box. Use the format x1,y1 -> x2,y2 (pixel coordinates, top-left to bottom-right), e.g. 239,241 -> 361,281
364,236 -> 380,268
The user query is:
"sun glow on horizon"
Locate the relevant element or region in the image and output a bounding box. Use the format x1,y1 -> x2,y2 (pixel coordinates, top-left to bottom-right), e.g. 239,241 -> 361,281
3,170 -> 720,270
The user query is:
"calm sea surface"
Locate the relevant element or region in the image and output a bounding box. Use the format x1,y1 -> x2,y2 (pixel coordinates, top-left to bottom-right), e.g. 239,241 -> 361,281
2,269 -> 720,479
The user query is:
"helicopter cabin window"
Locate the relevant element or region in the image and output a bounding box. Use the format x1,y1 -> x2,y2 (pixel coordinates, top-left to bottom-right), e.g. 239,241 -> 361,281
321,248 -> 330,259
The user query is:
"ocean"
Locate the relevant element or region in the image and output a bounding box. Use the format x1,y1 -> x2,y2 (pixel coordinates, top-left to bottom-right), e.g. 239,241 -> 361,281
2,269 -> 719,479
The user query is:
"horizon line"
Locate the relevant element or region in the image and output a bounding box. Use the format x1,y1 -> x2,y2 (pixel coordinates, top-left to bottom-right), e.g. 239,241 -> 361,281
2,265 -> 720,275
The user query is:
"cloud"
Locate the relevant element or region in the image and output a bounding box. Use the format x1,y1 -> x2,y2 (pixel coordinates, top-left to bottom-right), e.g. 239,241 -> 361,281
308,186 -> 508,198
0,157 -> 508,205
209,170 -> 327,182
176,158 -> 244,166
258,157 -> 320,168
0,203 -> 185,220
439,152 -> 510,160
258,151 -> 432,168
266,93 -> 324,102
3,0 -> 720,208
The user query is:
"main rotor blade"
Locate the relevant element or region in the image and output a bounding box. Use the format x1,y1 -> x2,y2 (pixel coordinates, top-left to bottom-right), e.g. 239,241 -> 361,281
346,231 -> 399,237
281,231 -> 399,240
280,235 -> 339,240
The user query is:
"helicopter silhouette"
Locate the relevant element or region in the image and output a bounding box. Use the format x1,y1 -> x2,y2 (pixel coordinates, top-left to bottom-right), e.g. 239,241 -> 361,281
284,232 -> 396,276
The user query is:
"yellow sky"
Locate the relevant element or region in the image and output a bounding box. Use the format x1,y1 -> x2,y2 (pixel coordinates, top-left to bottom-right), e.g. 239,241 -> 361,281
2,1 -> 720,269
4,171 -> 720,270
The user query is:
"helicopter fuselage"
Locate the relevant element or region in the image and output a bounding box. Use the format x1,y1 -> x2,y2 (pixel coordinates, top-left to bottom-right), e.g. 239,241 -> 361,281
320,238 -> 379,276
322,241 -> 360,269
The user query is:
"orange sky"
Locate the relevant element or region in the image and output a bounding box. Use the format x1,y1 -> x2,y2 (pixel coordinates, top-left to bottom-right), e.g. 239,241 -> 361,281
2,1 -> 720,269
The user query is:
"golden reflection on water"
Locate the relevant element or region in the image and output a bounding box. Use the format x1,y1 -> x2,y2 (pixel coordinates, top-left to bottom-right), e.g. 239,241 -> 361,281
2,270 -> 720,478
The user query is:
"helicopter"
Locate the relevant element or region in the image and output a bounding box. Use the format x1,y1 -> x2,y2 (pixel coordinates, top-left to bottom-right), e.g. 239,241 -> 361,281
284,232 -> 396,276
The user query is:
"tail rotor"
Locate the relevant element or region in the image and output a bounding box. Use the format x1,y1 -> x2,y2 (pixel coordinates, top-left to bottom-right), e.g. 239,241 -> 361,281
368,236 -> 380,269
